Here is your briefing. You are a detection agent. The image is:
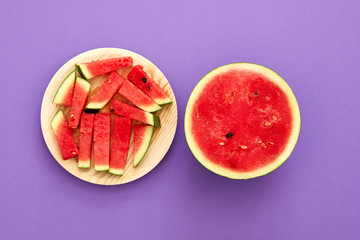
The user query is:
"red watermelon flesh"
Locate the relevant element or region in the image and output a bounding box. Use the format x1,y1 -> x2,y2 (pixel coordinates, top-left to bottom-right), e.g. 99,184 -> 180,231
127,65 -> 172,105
110,99 -> 160,127
118,79 -> 162,112
68,77 -> 91,128
191,70 -> 293,172
76,57 -> 133,80
109,116 -> 132,175
86,72 -> 125,110
78,113 -> 95,168
51,110 -> 79,160
93,113 -> 111,171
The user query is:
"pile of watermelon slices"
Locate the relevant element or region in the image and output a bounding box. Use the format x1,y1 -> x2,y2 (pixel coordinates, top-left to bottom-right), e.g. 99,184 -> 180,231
51,57 -> 171,175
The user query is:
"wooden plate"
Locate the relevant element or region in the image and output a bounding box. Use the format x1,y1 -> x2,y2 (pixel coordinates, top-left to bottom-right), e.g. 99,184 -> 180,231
41,48 -> 177,185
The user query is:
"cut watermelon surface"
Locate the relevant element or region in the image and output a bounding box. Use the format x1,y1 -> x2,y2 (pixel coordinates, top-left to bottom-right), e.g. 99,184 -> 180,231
76,57 -> 133,80
51,110 -> 79,160
184,63 -> 301,179
68,77 -> 91,129
109,116 -> 132,175
78,113 -> 95,168
110,99 -> 160,127
93,113 -> 111,171
127,65 -> 172,105
86,71 -> 125,110
118,80 -> 162,112
52,70 -> 76,107
133,125 -> 154,167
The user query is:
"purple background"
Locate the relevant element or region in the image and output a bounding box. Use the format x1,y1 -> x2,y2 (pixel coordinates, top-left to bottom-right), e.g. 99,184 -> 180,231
1,0 -> 359,239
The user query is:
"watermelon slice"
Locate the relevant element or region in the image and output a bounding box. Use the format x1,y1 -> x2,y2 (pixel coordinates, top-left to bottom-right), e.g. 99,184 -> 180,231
110,99 -> 160,127
78,113 -> 95,168
127,65 -> 172,105
68,77 -> 91,128
86,71 -> 124,111
51,110 -> 79,160
76,57 -> 133,80
93,113 -> 111,171
184,63 -> 301,179
52,70 -> 76,107
133,125 -> 154,167
109,116 -> 132,175
118,80 -> 162,112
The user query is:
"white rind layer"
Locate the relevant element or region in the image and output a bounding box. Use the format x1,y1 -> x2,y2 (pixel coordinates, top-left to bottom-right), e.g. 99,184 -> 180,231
109,168 -> 124,175
76,77 -> 91,91
86,101 -> 107,110
78,159 -> 90,168
94,165 -> 110,171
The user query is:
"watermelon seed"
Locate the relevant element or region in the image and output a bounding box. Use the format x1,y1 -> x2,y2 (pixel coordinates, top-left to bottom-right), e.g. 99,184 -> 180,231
71,151 -> 77,155
265,96 -> 270,101
240,145 -> 248,149
265,122 -> 271,126
219,142 -> 225,146
147,86 -> 151,90
272,115 -> 277,121
226,133 -> 233,138
110,109 -> 115,112
268,142 -> 274,145
232,91 -> 237,97
142,78 -> 147,83
261,143 -> 267,148
254,91 -> 258,96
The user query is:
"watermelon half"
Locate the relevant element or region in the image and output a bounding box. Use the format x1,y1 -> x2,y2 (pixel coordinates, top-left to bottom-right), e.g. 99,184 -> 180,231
76,57 -> 133,80
52,70 -> 76,107
51,110 -> 79,160
109,116 -> 132,175
110,99 -> 160,127
127,65 -> 172,105
68,77 -> 91,129
184,63 -> 301,179
133,125 -> 154,167
86,71 -> 124,111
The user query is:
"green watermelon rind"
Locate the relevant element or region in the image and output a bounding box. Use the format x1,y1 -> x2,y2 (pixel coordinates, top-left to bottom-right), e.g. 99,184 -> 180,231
184,63 -> 301,180
75,64 -> 92,80
108,168 -> 124,176
143,104 -> 162,113
134,125 -> 154,167
78,161 -> 90,169
52,70 -> 76,106
155,97 -> 172,106
51,109 -> 63,126
94,165 -> 110,172
153,114 -> 161,127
